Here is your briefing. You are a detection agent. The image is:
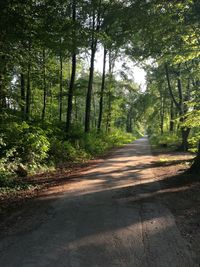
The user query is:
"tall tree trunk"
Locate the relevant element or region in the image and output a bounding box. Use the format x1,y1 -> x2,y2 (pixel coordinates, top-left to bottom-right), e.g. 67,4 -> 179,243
165,63 -> 190,151
160,95 -> 164,134
92,93 -> 97,128
170,100 -> 174,132
42,49 -> 47,121
20,73 -> 26,119
74,95 -> 78,122
59,44 -> 63,122
25,42 -> 31,120
180,119 -> 190,151
66,0 -> 77,132
165,63 -> 179,109
106,51 -> 113,133
25,62 -> 31,120
0,74 -> 6,112
49,85 -> 53,121
0,73 -> 4,112
0,56 -> 7,113
97,47 -> 107,132
66,53 -> 76,132
85,7 -> 100,133
106,90 -> 112,133
189,140 -> 200,174
126,110 -> 132,133
177,73 -> 190,151
85,44 -> 97,133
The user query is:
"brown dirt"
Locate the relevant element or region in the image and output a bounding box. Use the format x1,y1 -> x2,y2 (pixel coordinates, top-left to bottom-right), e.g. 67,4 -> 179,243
151,147 -> 200,265
0,143 -> 199,265
0,146 -> 122,215
0,147 -> 120,227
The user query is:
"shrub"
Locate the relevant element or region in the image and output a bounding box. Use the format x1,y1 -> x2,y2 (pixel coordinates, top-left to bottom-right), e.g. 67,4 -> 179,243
0,122 -> 50,175
188,132 -> 200,153
150,133 -> 180,147
49,138 -> 89,163
78,130 -> 136,156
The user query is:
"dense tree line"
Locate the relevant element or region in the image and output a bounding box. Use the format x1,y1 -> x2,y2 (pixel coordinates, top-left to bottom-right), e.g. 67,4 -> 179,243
0,0 -> 199,181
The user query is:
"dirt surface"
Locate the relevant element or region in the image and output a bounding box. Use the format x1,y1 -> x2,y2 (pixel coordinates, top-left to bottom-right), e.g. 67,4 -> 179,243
0,137 -> 199,266
151,148 -> 200,266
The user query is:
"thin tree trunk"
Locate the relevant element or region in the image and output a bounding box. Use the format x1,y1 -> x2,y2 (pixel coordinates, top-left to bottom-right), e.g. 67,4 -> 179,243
25,42 -> 31,120
26,62 -> 31,120
85,7 -> 100,133
66,53 -> 76,132
74,95 -> 78,122
42,49 -> 47,121
106,51 -> 113,133
97,47 -> 107,132
92,93 -> 97,127
106,91 -> 112,133
165,63 -> 190,151
177,72 -> 183,114
59,45 -> 63,122
85,44 -> 97,132
160,95 -> 164,134
0,74 -> 6,112
165,63 -> 179,109
49,85 -> 53,121
170,100 -> 174,132
0,56 -> 7,113
20,73 -> 26,119
66,0 -> 77,132
180,124 -> 190,151
177,73 -> 190,151
126,110 -> 132,133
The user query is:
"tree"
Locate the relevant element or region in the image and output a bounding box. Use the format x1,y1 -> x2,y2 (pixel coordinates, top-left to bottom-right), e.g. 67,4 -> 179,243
66,0 -> 77,132
84,0 -> 102,133
97,46 -> 107,132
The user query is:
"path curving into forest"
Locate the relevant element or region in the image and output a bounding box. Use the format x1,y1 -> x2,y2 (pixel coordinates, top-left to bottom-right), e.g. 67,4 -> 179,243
0,137 -> 196,266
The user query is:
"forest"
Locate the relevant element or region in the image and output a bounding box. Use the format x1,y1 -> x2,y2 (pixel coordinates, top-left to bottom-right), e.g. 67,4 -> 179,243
0,0 -> 200,191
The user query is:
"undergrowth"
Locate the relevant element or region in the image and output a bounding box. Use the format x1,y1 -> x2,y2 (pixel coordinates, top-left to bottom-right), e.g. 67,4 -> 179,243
149,133 -> 180,148
0,121 -> 136,192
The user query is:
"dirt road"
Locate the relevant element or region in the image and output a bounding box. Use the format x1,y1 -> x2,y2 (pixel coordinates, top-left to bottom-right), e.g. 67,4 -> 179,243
0,137 -> 196,266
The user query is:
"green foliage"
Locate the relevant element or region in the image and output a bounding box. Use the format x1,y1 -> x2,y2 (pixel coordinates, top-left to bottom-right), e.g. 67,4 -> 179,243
50,129 -> 136,163
182,110 -> 200,128
80,130 -> 135,156
188,132 -> 200,153
49,139 -> 88,163
150,133 -> 180,147
0,122 -> 50,175
18,123 -> 50,164
0,121 -> 136,190
0,170 -> 36,193
2,0 -> 200,191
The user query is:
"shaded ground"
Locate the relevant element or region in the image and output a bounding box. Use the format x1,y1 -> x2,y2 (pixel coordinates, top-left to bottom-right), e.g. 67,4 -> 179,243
0,148 -> 119,215
0,138 -> 199,266
151,148 -> 200,265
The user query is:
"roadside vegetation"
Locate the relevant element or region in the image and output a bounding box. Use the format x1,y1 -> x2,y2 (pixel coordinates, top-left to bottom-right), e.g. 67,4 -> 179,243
0,122 -> 137,192
0,0 -> 199,198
